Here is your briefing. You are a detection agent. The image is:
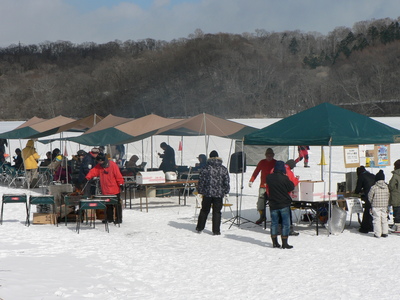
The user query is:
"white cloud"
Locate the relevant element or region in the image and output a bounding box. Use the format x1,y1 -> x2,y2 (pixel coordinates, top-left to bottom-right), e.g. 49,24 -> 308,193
0,0 -> 399,47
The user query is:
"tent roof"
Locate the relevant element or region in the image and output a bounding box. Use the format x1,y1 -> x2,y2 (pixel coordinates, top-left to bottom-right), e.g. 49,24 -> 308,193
155,113 -> 258,139
244,103 -> 400,146
54,114 -> 104,133
14,116 -> 46,129
0,115 -> 75,139
29,114 -> 104,140
83,114 -> 132,134
69,114 -> 179,146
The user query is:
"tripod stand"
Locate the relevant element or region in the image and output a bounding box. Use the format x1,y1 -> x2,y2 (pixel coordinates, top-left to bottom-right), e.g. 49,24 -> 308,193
224,173 -> 254,228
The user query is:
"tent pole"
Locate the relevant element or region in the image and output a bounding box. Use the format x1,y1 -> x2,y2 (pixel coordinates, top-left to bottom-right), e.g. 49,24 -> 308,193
151,136 -> 154,169
328,138 -> 332,237
203,113 -> 208,154
180,136 -> 184,166
320,146 -> 324,181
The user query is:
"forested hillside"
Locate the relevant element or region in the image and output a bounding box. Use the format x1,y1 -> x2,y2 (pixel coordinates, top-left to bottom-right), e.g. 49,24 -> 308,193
0,17 -> 400,120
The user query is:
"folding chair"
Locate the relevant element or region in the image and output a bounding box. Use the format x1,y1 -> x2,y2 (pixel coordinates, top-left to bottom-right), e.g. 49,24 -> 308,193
0,194 -> 29,225
76,199 -> 109,233
223,195 -> 234,218
3,164 -> 27,188
28,195 -> 57,227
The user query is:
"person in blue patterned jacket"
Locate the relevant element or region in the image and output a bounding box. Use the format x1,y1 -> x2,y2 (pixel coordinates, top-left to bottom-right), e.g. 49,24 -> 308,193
196,150 -> 230,235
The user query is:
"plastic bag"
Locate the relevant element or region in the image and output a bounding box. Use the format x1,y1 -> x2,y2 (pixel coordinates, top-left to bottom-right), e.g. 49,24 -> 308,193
326,204 -> 347,235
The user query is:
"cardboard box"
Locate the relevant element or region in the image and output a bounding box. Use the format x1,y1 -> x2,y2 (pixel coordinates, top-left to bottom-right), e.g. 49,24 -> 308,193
33,213 -> 57,225
83,209 -> 96,221
136,171 -> 165,184
300,181 -> 337,202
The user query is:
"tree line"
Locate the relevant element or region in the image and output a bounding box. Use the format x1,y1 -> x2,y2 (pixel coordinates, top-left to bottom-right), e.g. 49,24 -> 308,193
0,17 -> 400,120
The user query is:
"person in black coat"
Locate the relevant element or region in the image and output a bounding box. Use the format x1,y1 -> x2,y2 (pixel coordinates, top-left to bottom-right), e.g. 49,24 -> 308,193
355,166 -> 375,233
158,142 -> 176,172
266,161 -> 295,249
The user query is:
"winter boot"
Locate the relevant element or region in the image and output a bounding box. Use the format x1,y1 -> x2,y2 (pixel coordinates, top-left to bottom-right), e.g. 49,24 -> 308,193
255,209 -> 266,225
304,162 -> 310,168
281,236 -> 293,249
271,235 -> 281,248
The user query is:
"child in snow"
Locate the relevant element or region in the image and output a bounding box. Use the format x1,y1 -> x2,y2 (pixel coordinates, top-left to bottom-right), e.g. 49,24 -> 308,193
368,170 -> 390,238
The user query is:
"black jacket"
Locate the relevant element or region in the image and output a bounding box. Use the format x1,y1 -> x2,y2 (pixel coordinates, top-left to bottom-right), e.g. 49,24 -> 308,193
355,171 -> 375,198
266,172 -> 295,210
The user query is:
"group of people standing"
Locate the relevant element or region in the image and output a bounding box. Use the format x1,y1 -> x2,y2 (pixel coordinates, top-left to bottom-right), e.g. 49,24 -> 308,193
356,160 -> 400,238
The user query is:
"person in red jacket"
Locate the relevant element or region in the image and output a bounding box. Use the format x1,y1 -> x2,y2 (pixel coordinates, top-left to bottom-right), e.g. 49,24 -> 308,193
248,148 -> 277,224
86,153 -> 125,224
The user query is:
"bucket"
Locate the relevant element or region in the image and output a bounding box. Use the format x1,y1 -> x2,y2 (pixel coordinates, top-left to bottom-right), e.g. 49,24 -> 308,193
146,187 -> 156,198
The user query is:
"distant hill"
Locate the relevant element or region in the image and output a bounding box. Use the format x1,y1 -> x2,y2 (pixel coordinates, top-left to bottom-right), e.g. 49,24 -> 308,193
1,17 -> 400,120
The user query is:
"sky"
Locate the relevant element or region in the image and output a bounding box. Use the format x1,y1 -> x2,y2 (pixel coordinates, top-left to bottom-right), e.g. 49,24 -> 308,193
1,0 -> 399,47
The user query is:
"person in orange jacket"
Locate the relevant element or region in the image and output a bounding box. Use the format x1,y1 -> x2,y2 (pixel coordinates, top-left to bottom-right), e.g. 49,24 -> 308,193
86,153 -> 125,224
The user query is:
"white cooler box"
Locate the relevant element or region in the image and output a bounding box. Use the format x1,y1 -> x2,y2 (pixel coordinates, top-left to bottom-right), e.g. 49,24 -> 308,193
136,171 -> 166,184
299,181 -> 337,201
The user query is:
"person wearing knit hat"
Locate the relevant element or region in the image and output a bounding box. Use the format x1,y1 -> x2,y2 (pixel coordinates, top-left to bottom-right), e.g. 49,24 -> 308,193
355,165 -> 375,233
369,169 -> 389,238
389,160 -> 400,232
196,149 -> 230,235
248,148 -> 277,225
209,150 -> 219,158
266,160 -> 295,249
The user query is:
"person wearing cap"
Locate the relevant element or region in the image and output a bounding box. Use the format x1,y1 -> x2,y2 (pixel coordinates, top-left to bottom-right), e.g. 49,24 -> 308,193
355,166 -> 375,233
86,153 -> 125,224
248,148 -> 277,224
266,160 -> 295,249
368,170 -> 389,238
389,160 -> 400,232
22,139 -> 40,188
193,154 -> 207,171
79,148 -> 100,196
196,150 -> 230,235
158,142 -> 176,172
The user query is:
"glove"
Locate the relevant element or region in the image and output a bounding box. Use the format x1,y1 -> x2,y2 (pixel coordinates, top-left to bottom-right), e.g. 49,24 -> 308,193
248,182 -> 253,188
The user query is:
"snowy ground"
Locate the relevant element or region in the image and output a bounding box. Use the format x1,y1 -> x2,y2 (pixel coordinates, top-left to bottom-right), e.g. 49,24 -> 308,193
1,117 -> 400,299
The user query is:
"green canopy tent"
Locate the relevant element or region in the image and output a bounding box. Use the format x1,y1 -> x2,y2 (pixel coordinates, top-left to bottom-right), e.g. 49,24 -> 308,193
67,114 -> 181,167
33,114 -> 104,141
244,102 -> 400,146
0,116 -> 75,140
68,114 -> 177,146
244,102 -> 400,234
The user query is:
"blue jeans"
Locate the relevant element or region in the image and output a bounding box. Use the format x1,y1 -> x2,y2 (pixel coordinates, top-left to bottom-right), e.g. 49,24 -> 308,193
270,206 -> 291,236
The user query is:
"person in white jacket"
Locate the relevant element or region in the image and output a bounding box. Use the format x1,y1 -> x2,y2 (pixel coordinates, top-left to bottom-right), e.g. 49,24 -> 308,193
368,170 -> 390,238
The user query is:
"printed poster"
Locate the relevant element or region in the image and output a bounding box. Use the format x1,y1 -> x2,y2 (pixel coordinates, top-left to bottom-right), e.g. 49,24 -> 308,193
374,144 -> 390,167
344,146 -> 360,168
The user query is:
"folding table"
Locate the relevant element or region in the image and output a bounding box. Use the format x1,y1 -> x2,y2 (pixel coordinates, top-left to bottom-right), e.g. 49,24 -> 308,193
0,194 -> 29,225
28,195 -> 57,227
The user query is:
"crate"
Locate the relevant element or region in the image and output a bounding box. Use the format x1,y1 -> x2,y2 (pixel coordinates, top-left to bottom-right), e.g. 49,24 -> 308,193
32,213 -> 57,225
